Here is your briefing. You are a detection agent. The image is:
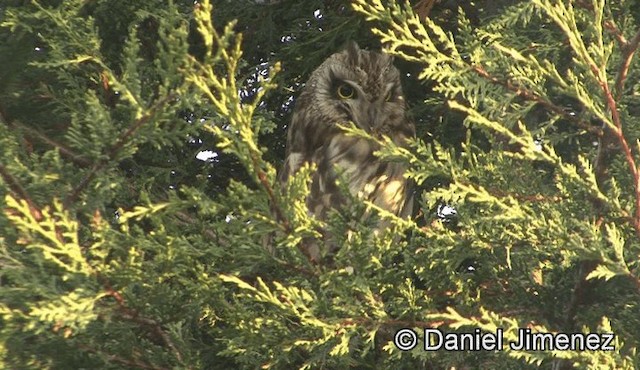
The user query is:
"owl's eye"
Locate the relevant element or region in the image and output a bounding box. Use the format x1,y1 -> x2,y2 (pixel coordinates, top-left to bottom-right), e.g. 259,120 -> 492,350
385,92 -> 394,102
336,84 -> 355,99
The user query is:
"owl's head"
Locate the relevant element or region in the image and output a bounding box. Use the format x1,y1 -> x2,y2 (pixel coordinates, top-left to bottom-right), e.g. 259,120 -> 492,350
302,42 -> 410,137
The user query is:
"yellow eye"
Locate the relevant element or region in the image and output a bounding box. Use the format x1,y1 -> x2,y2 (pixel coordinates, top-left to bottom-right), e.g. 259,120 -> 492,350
337,84 -> 355,99
385,93 -> 393,102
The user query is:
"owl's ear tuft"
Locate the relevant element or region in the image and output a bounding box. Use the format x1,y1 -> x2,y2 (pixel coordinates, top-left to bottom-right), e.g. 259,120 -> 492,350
345,41 -> 361,65
387,53 -> 395,64
346,40 -> 360,53
379,40 -> 395,63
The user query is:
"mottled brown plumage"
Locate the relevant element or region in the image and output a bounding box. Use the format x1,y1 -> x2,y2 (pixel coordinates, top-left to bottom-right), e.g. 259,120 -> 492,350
280,42 -> 414,262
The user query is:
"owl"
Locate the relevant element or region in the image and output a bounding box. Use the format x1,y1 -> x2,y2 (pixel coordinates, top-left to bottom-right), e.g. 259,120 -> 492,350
279,42 -> 415,262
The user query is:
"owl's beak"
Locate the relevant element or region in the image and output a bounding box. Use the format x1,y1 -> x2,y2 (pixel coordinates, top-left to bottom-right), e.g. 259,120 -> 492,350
364,102 -> 386,134
349,99 -> 389,135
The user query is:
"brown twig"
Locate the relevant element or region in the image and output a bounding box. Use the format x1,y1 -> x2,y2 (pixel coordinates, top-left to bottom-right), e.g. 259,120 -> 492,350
615,29 -> 640,99
603,20 -> 626,47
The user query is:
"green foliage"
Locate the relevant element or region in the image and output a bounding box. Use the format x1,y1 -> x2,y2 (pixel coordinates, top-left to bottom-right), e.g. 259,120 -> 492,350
1,0 -> 640,369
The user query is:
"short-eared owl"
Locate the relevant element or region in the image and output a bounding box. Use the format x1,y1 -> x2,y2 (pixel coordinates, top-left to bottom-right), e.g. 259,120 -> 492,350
279,42 -> 414,262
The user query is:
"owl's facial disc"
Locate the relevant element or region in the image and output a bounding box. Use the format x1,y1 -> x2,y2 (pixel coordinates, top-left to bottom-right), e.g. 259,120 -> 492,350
331,79 -> 401,134
383,82 -> 401,103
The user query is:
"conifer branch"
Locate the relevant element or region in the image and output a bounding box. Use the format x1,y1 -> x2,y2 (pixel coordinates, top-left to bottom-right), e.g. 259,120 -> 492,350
471,65 -> 603,137
480,184 -> 564,203
593,63 -> 640,236
175,211 -> 220,241
102,279 -> 184,364
615,28 -> 640,99
0,163 -> 43,222
578,2 -> 640,96
0,108 -> 42,220
118,311 -> 184,365
564,23 -> 640,350
603,20 -> 626,47
78,344 -> 170,370
593,20 -> 640,233
175,210 -> 316,276
12,121 -> 91,167
252,156 -> 290,233
348,317 -> 451,329
63,94 -> 175,209
413,0 -> 436,20
563,260 -> 599,332
1,106 -> 79,245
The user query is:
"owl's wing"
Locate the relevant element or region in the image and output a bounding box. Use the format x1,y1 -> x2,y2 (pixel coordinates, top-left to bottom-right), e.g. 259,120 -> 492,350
278,93 -> 333,185
278,114 -> 309,185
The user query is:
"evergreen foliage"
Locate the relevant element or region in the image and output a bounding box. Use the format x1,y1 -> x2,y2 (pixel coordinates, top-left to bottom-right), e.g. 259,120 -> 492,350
1,0 -> 639,368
